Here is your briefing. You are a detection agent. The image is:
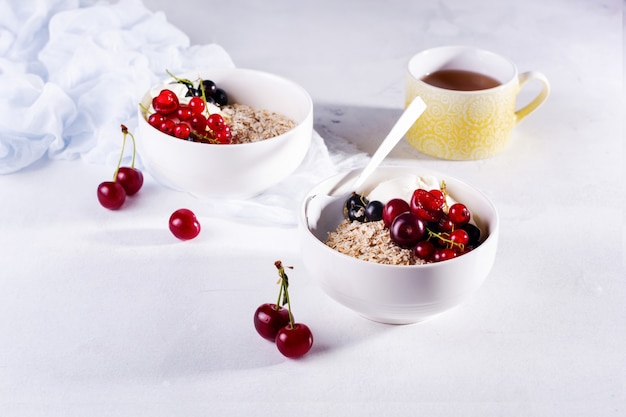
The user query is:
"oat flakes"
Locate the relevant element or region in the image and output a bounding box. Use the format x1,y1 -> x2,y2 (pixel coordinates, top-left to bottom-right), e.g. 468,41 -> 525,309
221,103 -> 296,144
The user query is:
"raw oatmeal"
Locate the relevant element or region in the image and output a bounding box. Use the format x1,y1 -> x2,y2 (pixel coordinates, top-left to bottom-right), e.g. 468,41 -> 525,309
325,220 -> 425,266
221,103 -> 296,144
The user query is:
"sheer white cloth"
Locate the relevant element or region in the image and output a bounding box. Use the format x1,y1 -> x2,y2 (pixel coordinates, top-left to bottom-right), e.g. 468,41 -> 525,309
0,0 -> 367,225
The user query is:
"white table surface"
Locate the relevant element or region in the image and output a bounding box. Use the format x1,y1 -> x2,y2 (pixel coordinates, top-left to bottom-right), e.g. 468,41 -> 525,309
1,0 -> 624,416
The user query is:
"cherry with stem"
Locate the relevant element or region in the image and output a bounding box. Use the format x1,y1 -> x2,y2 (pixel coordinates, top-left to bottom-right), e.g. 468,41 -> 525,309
273,261 -> 313,359
115,125 -> 144,196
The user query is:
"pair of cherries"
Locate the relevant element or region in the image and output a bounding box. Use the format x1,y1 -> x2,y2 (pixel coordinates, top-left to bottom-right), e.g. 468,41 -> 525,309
253,261 -> 314,359
96,125 -> 201,241
96,125 -> 144,210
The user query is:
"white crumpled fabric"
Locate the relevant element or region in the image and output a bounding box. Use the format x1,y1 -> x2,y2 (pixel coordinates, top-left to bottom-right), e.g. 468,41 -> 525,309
0,0 -> 367,225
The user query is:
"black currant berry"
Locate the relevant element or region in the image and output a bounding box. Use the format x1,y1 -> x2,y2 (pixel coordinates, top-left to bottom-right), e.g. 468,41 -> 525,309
211,88 -> 228,106
202,80 -> 217,96
364,200 -> 384,222
344,193 -> 369,221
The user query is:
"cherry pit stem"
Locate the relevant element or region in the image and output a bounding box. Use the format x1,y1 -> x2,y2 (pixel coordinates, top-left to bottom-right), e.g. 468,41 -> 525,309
275,260 -> 295,329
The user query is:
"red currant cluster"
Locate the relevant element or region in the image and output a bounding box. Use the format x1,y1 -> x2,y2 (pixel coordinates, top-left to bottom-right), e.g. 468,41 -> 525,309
146,73 -> 232,144
96,125 -> 201,241
346,182 -> 482,263
97,125 -> 144,210
254,261 -> 314,359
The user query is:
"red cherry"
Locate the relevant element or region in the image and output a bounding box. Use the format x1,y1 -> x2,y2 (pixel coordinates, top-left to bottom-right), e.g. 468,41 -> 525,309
116,167 -> 143,196
411,189 -> 444,213
389,212 -> 425,248
169,208 -> 201,240
275,323 -> 313,359
382,198 -> 410,228
152,89 -> 179,115
410,189 -> 444,222
254,303 -> 291,341
97,181 -> 126,210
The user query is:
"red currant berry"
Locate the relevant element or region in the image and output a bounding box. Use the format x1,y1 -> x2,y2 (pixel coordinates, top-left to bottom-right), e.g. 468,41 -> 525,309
382,198 -> 410,228
189,113 -> 207,133
450,229 -> 470,248
462,223 -> 482,247
148,113 -> 166,128
152,89 -> 179,115
169,208 -> 201,240
97,181 -> 126,210
437,215 -> 455,233
449,203 -> 471,225
174,123 -> 191,139
207,113 -> 226,131
433,248 -> 457,262
214,128 -> 232,143
389,212 -> 426,248
116,167 -> 143,196
414,240 -> 435,261
176,105 -> 193,121
188,97 -> 206,115
275,323 -> 313,359
254,303 -> 291,341
159,118 -> 176,135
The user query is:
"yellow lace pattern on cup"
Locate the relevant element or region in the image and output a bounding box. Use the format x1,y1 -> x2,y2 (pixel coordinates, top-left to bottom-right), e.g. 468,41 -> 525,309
406,80 -> 517,160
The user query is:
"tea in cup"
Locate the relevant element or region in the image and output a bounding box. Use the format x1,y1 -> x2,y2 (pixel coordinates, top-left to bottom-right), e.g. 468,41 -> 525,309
405,46 -> 550,160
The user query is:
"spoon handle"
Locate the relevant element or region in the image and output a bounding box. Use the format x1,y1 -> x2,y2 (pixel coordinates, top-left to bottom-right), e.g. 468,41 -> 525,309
351,96 -> 427,191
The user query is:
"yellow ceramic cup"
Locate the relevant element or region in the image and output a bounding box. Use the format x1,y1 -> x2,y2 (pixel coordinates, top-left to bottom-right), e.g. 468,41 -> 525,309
405,46 -> 550,160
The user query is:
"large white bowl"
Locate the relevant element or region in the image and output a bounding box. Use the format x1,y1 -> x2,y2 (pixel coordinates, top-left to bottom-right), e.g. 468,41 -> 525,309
136,68 -> 313,199
300,165 -> 499,324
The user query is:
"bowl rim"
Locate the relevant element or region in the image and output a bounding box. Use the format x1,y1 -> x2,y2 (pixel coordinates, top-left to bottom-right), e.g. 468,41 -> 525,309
300,165 -> 500,270
138,67 -> 314,148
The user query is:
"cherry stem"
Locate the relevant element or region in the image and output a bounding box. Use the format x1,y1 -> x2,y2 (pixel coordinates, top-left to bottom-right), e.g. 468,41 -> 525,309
113,125 -> 129,181
125,128 -> 138,168
275,261 -> 295,329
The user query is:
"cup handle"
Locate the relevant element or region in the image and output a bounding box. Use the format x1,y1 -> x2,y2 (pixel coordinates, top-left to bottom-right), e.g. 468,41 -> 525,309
515,71 -> 550,123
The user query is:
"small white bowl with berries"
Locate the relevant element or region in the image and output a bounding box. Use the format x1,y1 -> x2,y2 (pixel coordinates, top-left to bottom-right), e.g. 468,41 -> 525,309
137,68 -> 313,199
300,165 -> 499,324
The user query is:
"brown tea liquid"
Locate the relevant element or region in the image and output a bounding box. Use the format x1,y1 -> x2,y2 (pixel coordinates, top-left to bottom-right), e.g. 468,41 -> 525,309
421,69 -> 501,91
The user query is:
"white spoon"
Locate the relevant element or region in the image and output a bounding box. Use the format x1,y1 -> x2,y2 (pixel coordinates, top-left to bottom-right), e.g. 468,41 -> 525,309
305,96 -> 427,228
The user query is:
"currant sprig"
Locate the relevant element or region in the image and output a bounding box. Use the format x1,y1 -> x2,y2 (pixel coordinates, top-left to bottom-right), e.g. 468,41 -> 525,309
143,71 -> 232,143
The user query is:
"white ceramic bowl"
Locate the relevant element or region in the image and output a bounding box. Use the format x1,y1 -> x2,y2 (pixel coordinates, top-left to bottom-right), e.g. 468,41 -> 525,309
300,165 -> 499,324
136,68 -> 313,199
